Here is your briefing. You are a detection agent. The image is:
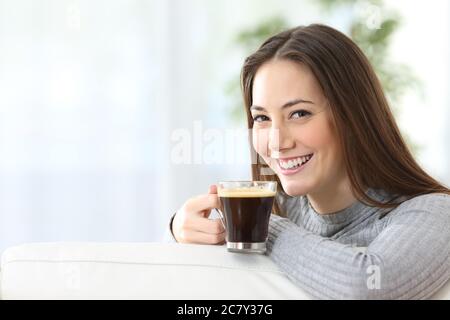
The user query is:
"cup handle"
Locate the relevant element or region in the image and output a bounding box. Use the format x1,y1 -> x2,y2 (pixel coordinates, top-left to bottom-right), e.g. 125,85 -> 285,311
213,208 -> 226,230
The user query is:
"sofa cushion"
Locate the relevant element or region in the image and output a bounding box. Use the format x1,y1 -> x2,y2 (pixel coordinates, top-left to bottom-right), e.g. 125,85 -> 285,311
0,242 -> 310,300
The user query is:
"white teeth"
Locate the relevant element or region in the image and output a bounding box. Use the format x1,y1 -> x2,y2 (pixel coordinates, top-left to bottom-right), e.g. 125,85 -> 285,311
279,154 -> 313,170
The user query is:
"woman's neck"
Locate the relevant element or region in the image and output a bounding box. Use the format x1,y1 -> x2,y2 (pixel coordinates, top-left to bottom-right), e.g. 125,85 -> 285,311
307,177 -> 357,214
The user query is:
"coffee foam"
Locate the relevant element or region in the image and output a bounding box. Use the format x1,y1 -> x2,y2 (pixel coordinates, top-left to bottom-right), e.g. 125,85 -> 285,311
218,187 -> 276,198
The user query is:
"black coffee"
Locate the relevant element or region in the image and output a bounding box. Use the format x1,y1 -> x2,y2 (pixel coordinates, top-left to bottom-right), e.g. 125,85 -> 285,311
219,189 -> 275,243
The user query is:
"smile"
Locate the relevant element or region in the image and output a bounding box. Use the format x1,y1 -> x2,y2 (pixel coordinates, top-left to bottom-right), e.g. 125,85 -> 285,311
276,154 -> 314,175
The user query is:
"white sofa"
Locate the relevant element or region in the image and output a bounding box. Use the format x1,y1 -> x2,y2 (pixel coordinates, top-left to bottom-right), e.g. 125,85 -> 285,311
0,242 -> 449,300
0,242 -> 310,300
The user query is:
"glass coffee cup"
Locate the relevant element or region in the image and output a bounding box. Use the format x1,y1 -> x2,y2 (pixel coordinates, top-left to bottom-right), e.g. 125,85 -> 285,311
215,181 -> 277,254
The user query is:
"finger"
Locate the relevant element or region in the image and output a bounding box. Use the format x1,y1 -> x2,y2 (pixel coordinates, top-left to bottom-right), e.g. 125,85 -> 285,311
181,229 -> 226,245
191,217 -> 225,234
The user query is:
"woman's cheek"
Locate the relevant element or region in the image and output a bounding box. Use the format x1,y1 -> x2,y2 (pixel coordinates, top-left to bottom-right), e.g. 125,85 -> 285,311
252,128 -> 270,157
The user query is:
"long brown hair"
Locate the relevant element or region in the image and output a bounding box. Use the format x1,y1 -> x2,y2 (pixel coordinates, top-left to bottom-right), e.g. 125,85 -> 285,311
241,24 -> 449,215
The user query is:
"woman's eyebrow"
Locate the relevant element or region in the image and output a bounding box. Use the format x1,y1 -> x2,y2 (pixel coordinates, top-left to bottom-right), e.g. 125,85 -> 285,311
250,98 -> 314,111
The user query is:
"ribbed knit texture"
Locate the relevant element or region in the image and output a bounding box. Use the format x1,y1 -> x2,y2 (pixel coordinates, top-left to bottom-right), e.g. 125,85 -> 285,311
267,189 -> 450,299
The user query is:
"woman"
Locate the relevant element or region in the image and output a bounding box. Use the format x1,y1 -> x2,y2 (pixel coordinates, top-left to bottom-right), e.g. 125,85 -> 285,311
168,24 -> 450,299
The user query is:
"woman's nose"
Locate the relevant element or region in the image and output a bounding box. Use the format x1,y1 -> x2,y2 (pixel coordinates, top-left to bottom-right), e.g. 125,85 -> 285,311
268,125 -> 295,153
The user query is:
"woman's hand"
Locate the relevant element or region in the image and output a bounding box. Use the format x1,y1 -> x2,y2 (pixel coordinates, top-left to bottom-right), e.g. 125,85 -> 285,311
172,185 -> 226,244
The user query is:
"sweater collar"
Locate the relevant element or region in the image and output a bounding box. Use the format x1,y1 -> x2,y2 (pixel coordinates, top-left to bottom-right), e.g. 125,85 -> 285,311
302,189 -> 387,225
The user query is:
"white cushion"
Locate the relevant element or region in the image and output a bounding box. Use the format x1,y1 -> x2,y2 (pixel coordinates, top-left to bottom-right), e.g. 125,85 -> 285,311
0,242 -> 310,300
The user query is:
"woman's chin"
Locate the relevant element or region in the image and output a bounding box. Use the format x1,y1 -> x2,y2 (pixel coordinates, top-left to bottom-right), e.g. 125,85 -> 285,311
279,180 -> 310,197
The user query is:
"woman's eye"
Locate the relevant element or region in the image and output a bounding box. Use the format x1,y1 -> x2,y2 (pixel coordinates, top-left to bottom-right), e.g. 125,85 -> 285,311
253,115 -> 270,122
290,110 -> 311,119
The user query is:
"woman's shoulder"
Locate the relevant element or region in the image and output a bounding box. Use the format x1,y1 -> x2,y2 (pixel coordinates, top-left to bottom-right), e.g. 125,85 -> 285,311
388,192 -> 450,225
397,192 -> 450,211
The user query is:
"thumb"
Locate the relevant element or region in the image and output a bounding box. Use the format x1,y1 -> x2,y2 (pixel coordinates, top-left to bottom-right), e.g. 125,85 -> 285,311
202,184 -> 218,219
208,184 -> 217,194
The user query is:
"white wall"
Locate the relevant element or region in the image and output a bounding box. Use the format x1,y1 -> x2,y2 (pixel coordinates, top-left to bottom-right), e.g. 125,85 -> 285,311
0,0 -> 173,252
388,0 -> 450,186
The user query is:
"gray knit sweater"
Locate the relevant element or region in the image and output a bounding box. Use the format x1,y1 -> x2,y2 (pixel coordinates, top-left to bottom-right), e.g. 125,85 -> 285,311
268,189 -> 450,299
166,189 -> 450,299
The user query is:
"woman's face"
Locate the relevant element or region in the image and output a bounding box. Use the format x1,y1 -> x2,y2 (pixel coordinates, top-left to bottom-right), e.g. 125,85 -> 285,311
251,59 -> 346,196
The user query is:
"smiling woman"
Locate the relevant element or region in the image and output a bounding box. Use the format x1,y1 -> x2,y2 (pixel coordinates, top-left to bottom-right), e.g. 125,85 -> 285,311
237,23 -> 450,299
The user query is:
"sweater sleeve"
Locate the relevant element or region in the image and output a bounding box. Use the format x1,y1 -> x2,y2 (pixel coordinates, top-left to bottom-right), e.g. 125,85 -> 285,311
266,194 -> 450,299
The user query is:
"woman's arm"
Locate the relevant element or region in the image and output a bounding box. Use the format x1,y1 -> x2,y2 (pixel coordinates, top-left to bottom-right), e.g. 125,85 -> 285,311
267,195 -> 450,299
